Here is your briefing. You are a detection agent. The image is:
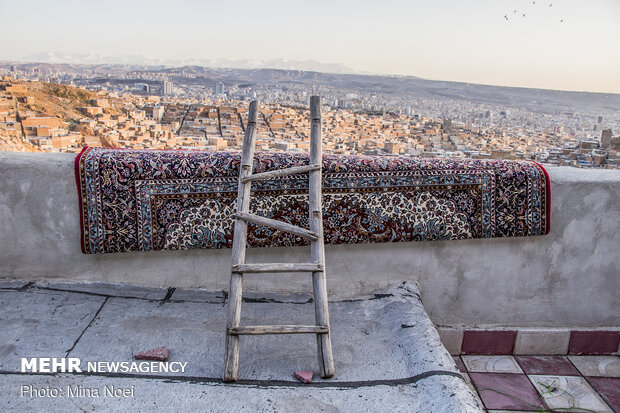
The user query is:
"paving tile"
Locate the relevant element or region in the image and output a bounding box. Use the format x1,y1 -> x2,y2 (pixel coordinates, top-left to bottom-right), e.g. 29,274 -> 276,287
438,327 -> 463,355
0,290 -> 105,372
514,328 -> 569,355
33,281 -> 169,300
515,356 -> 580,376
570,356 -> 620,377
461,330 -> 516,355
587,377 -> 620,412
530,375 -> 613,412
453,356 -> 466,373
462,355 -> 523,373
469,373 -> 546,411
569,331 -> 620,355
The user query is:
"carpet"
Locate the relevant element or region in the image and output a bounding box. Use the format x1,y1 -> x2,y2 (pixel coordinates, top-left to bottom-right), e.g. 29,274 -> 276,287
75,146 -> 550,254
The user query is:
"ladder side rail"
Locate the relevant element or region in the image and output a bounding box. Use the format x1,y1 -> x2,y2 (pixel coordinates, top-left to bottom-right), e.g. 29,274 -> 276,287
224,100 -> 259,382
309,96 -> 335,378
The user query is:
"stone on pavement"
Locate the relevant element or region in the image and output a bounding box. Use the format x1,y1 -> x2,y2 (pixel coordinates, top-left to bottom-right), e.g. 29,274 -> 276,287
294,370 -> 313,383
134,346 -> 169,361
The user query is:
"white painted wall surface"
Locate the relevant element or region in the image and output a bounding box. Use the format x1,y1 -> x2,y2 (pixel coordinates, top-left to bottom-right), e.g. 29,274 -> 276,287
1,152 -> 618,327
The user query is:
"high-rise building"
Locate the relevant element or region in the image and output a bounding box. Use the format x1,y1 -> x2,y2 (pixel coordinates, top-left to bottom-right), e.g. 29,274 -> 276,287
163,81 -> 173,96
214,82 -> 225,96
598,116 -> 603,124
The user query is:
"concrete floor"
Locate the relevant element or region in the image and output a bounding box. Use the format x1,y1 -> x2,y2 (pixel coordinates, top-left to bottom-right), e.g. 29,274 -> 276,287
0,279 -> 481,412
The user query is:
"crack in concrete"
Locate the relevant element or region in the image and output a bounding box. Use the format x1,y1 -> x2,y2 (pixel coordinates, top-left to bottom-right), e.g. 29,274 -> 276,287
5,285 -> 167,302
3,284 -> 403,306
158,287 -> 176,306
339,293 -> 394,303
0,369 -> 465,389
18,281 -> 34,291
64,297 -> 109,358
241,296 -> 314,305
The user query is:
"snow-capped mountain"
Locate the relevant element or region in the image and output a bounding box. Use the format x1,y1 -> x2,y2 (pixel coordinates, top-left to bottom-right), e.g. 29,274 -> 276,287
19,52 -> 360,74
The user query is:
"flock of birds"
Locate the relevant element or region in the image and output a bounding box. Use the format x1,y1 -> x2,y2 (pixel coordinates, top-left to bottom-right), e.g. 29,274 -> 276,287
504,2 -> 564,23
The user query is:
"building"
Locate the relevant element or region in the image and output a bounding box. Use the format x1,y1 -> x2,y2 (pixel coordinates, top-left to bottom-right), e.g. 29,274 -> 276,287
163,81 -> 173,96
601,129 -> 613,149
152,106 -> 165,122
214,82 -> 225,96
135,83 -> 150,93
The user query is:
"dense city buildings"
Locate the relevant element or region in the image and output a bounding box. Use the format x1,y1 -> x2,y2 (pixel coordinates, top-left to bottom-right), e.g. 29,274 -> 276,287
1,63 -> 619,169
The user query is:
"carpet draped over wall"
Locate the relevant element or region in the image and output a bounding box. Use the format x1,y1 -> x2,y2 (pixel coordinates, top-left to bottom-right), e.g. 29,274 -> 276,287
75,147 -> 550,254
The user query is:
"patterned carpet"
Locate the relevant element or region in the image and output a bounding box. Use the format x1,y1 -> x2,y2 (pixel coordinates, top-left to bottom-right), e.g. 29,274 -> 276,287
75,147 -> 550,254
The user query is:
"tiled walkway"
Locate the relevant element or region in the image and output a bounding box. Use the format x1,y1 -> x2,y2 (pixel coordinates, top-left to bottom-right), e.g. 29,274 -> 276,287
454,354 -> 620,412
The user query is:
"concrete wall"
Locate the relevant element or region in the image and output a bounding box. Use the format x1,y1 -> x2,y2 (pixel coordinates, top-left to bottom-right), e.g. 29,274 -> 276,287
1,152 -> 618,328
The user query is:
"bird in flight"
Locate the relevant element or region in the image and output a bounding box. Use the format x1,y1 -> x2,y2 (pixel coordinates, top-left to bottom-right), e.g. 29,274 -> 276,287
523,13 -> 527,17
504,14 -> 508,20
549,3 -> 553,6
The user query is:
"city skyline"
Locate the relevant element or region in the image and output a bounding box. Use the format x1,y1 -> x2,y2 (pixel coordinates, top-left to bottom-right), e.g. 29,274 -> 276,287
1,0 -> 619,94
2,61 -> 619,169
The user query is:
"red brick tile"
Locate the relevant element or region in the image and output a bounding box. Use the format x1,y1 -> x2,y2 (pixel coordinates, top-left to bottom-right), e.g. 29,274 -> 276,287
515,356 -> 580,376
469,372 -> 547,411
568,331 -> 620,355
587,377 -> 620,412
462,330 -> 517,355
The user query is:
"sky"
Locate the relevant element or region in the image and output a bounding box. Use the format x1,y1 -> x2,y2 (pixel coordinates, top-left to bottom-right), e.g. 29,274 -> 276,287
1,0 -> 619,93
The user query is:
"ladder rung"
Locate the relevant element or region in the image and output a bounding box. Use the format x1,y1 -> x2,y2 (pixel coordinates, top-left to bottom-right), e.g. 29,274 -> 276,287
234,212 -> 319,241
242,164 -> 321,183
228,325 -> 329,335
232,263 -> 323,273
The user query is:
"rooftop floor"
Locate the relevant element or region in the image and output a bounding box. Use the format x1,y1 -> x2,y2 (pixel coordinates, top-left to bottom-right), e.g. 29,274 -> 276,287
0,279 -> 481,412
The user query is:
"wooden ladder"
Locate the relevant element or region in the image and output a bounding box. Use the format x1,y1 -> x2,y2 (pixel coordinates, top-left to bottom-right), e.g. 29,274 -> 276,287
223,96 -> 335,382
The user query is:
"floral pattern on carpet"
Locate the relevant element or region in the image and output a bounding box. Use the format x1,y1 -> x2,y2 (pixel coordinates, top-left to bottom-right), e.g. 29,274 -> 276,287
76,147 -> 550,254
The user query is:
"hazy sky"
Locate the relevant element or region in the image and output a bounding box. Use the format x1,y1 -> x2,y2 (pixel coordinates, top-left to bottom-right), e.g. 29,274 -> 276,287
1,0 -> 619,93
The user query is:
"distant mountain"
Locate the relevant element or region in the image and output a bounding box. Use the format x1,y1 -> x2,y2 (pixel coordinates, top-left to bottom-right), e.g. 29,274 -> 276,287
145,66 -> 620,112
5,60 -> 620,113
19,52 -> 360,75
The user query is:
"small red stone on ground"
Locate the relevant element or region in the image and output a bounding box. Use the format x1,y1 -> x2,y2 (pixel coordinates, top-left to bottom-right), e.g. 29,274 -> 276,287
134,346 -> 169,361
294,370 -> 313,383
